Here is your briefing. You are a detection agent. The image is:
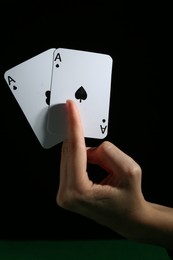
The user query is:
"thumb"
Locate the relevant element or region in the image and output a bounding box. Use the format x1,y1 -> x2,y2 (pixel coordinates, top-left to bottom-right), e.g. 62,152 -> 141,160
87,141 -> 141,180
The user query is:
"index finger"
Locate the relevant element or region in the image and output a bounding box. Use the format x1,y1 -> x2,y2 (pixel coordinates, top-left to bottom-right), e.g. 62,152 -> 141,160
59,99 -> 87,188
66,99 -> 85,146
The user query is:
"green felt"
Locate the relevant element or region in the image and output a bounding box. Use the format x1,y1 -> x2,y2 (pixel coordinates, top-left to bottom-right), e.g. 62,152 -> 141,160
0,239 -> 170,259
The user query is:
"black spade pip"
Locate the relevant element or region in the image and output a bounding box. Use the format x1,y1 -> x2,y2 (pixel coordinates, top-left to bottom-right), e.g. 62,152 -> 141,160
75,86 -> 87,102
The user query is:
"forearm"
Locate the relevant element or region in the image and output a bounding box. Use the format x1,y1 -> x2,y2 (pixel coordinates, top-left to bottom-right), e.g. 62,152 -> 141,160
127,201 -> 173,250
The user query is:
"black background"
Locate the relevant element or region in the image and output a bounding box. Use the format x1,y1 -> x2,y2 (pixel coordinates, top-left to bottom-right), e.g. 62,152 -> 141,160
0,1 -> 172,240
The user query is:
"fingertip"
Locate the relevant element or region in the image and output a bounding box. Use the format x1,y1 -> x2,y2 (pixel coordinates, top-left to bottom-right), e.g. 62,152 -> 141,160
66,99 -> 72,109
87,147 -> 98,163
66,99 -> 77,113
66,99 -> 80,119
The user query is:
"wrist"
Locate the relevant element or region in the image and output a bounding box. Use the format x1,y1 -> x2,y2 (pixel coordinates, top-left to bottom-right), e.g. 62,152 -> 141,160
126,201 -> 173,250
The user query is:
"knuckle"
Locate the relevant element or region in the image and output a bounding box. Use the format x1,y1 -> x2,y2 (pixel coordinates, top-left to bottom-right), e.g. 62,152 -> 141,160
56,188 -> 88,210
56,190 -> 75,209
62,139 -> 85,155
61,140 -> 72,154
127,161 -> 142,179
98,141 -> 114,153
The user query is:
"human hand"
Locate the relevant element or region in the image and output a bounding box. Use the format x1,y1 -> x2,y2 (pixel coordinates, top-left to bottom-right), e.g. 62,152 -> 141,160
56,99 -> 148,239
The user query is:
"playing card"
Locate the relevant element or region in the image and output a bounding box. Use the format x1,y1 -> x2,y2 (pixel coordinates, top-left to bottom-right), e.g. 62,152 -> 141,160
47,48 -> 113,140
4,48 -> 64,149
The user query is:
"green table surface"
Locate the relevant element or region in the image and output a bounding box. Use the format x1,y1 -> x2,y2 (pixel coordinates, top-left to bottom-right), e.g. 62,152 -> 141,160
0,239 -> 170,260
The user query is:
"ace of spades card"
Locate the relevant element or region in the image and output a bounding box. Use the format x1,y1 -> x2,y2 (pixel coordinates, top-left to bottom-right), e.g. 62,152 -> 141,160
47,48 -> 113,141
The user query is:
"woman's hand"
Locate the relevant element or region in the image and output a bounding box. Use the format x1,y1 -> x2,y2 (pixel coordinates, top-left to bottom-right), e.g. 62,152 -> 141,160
56,99 -> 147,238
56,100 -> 173,250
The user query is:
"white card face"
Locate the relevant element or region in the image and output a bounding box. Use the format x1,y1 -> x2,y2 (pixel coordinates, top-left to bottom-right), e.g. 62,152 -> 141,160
47,48 -> 113,140
4,48 -> 64,149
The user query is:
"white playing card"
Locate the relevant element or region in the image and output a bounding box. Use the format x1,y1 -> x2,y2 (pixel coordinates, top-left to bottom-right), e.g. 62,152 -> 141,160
4,48 -> 64,149
47,48 -> 113,140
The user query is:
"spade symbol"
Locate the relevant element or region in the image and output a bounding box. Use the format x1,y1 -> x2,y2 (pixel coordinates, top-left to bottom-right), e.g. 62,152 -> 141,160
45,90 -> 51,105
75,86 -> 87,103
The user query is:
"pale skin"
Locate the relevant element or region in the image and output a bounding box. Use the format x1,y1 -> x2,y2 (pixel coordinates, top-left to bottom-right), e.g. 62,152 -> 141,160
56,99 -> 173,250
